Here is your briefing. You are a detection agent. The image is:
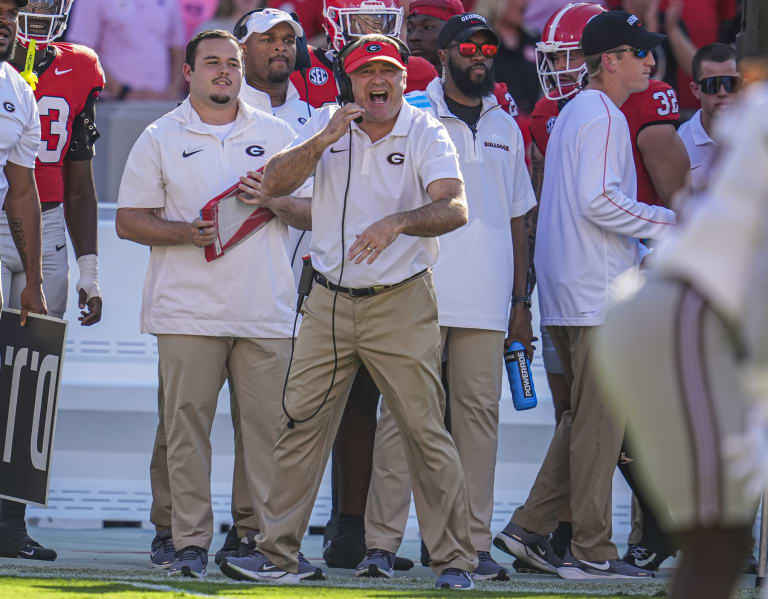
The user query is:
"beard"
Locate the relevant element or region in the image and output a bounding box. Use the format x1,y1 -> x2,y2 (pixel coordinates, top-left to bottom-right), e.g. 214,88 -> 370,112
209,93 -> 232,105
0,34 -> 16,63
267,69 -> 290,83
448,58 -> 495,98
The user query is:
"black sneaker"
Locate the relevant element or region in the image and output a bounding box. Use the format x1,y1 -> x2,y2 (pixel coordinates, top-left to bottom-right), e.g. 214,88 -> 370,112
420,539 -> 431,567
493,522 -> 563,574
150,529 -> 175,569
557,549 -> 654,580
0,525 -> 57,561
168,545 -> 208,578
322,527 -> 365,568
215,525 -> 241,566
394,555 -> 414,571
622,544 -> 672,572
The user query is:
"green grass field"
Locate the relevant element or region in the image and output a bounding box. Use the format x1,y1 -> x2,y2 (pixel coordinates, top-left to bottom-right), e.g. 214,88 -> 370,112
0,576 -> 675,599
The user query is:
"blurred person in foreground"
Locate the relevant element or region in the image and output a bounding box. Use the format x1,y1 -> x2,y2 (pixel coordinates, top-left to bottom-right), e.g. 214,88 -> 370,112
493,11 -> 676,579
595,80 -> 768,599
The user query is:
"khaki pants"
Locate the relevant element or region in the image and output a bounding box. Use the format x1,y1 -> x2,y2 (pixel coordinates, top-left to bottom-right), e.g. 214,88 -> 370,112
365,327 -> 504,554
157,334 -> 291,550
255,274 -> 477,574
149,372 -> 255,534
511,325 -> 623,561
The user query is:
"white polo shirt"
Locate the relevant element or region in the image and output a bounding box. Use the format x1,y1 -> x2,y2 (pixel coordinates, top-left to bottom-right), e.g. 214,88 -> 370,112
536,89 -> 677,327
239,78 -> 313,131
678,108 -> 717,192
117,97 -> 300,338
420,79 -> 536,332
0,62 -> 40,205
296,101 -> 463,288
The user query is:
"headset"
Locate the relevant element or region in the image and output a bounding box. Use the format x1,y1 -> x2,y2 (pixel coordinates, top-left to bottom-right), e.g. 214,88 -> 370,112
332,34 -> 410,105
233,8 -> 312,72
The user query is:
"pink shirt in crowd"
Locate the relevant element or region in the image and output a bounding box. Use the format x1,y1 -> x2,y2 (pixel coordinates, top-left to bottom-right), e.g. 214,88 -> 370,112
67,0 -> 187,93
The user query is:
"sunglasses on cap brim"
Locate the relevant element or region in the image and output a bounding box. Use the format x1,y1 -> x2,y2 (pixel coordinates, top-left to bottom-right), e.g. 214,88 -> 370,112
697,75 -> 740,94
450,42 -> 498,58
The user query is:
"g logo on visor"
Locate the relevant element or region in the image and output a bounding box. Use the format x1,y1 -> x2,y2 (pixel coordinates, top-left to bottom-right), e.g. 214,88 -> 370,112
366,44 -> 382,53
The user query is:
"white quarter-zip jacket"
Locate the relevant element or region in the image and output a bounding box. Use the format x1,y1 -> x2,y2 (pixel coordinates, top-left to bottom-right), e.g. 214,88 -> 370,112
536,89 -> 677,327
118,97 -> 300,338
419,78 -> 536,332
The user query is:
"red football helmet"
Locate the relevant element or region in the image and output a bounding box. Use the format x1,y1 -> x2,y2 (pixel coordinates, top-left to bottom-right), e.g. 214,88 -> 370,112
17,0 -> 74,46
323,0 -> 403,52
536,2 -> 605,100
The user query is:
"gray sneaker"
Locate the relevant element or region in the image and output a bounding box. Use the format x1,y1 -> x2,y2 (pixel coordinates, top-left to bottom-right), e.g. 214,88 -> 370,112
435,568 -> 474,590
355,548 -> 395,578
220,549 -> 299,584
298,551 -> 324,580
493,521 -> 563,574
472,551 -> 509,581
557,549 -> 655,580
149,529 -> 175,570
168,545 -> 207,578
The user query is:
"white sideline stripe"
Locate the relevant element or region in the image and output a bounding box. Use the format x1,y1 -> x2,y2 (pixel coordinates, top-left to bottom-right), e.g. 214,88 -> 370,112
125,581 -> 237,598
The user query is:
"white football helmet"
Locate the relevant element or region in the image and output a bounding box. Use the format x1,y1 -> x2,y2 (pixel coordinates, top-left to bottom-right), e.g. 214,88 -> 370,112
323,0 -> 403,52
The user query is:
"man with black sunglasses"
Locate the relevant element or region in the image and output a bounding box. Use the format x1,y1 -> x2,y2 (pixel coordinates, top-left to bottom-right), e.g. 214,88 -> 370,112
678,43 -> 739,192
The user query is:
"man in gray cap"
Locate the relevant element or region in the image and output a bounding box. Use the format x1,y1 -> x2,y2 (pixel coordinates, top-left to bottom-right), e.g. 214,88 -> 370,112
493,11 -> 677,580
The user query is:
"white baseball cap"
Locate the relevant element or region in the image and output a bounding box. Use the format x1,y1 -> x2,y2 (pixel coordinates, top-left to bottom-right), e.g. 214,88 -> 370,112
237,8 -> 304,42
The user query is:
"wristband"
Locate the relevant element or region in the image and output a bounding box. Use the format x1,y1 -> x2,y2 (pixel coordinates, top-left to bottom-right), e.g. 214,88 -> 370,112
76,254 -> 102,301
512,295 -> 532,309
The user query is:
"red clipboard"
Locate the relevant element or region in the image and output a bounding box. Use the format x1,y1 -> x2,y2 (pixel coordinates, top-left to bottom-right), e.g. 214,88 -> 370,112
200,182 -> 275,262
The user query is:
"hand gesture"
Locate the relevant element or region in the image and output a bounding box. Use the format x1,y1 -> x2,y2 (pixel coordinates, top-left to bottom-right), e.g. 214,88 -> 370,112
77,291 -> 102,326
19,283 -> 47,326
347,214 -> 401,264
188,218 -> 217,248
321,104 -> 365,146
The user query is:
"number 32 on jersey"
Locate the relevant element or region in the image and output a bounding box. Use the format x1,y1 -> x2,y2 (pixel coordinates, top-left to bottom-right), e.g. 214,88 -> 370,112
653,88 -> 679,117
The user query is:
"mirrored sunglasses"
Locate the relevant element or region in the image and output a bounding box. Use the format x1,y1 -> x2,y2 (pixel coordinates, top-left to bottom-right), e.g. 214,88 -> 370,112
698,75 -> 740,94
607,47 -> 650,59
452,42 -> 498,58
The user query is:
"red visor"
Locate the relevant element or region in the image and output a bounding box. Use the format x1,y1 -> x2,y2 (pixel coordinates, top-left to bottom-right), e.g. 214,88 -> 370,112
409,0 -> 464,22
344,40 -> 407,74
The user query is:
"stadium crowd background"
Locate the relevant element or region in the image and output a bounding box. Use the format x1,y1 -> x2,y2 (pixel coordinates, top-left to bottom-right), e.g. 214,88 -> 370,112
61,0 -> 742,118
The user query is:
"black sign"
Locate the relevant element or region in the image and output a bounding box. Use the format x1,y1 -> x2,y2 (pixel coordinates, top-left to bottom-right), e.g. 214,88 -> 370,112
0,310 -> 67,506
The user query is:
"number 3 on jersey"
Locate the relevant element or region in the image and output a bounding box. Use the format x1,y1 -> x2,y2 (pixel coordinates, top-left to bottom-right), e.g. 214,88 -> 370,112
653,89 -> 679,116
36,96 -> 70,164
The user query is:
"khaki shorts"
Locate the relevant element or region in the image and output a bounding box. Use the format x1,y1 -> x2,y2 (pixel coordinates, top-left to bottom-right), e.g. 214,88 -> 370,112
594,277 -> 757,532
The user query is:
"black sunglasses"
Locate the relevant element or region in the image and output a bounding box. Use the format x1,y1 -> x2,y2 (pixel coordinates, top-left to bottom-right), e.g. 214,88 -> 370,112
607,47 -> 650,59
697,75 -> 740,94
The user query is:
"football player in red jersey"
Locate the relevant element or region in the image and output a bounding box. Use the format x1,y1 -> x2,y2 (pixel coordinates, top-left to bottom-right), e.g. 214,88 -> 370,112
515,1 -> 689,574
0,0 -> 103,561
289,0 -> 438,108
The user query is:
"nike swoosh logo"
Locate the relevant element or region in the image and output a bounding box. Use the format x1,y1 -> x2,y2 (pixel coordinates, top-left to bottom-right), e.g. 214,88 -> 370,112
55,243 -> 66,251
581,560 -> 610,570
19,549 -> 35,557
635,554 -> 657,568
55,68 -> 73,75
534,545 -> 546,556
182,149 -> 204,158
329,147 -> 348,153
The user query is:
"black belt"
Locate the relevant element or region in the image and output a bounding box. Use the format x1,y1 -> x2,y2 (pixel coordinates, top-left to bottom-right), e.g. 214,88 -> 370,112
313,269 -> 428,297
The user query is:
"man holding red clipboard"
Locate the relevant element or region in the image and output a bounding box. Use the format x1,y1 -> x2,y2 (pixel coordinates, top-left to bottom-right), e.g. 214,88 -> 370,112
115,29 -> 310,579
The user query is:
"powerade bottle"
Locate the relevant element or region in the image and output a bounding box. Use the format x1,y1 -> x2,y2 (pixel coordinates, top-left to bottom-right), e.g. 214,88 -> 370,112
504,341 -> 537,410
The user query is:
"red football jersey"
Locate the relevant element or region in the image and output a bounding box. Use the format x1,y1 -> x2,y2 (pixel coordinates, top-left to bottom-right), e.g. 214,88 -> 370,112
291,46 -> 438,108
529,80 -> 680,206
14,43 -> 105,204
